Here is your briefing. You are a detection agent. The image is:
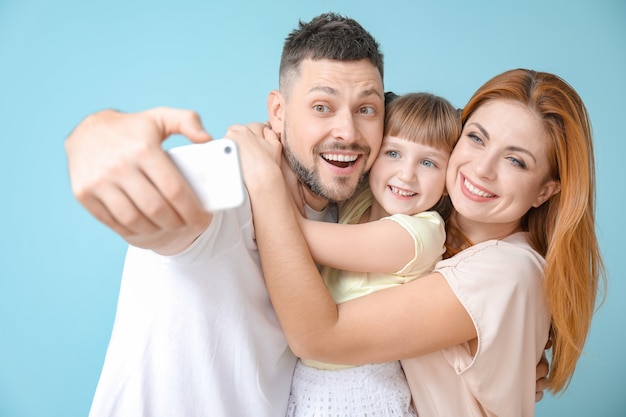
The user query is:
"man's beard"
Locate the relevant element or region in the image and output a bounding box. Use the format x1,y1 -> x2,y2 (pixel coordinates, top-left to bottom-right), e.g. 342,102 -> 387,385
281,129 -> 369,204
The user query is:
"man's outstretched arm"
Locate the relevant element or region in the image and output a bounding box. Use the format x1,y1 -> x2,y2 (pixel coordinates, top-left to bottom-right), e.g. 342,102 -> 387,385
65,107 -> 214,255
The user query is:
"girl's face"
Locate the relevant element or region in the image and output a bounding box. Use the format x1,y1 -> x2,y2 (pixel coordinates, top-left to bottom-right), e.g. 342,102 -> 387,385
446,100 -> 560,241
368,136 -> 450,219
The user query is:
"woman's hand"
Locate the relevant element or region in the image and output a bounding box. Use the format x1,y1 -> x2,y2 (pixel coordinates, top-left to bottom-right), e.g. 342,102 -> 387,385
227,122 -> 306,218
226,122 -> 283,192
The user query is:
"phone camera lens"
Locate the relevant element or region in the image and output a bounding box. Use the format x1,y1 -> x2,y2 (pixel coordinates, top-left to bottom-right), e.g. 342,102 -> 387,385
224,146 -> 232,154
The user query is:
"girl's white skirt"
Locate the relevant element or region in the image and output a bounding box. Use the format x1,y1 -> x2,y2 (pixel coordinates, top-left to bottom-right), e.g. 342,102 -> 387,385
286,359 -> 417,417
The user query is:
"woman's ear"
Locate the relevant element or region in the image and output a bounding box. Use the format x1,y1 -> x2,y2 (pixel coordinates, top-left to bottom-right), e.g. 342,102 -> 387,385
533,179 -> 561,208
267,90 -> 285,134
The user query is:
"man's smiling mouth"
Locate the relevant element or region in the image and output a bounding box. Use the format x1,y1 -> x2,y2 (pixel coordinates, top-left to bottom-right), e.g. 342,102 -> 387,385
321,152 -> 359,168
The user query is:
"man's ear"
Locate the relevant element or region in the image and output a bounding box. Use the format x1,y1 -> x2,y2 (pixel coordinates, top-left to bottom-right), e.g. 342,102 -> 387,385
267,90 -> 285,134
533,179 -> 561,208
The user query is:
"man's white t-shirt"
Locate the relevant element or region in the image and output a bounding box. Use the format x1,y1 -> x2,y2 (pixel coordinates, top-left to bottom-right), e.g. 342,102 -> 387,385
88,193 -> 337,417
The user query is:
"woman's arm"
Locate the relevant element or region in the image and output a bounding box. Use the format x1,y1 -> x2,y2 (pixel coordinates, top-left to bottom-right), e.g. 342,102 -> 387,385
246,160 -> 475,365
234,128 -> 550,396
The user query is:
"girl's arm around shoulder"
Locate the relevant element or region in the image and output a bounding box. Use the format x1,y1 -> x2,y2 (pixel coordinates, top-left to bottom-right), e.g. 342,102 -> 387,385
299,211 -> 445,274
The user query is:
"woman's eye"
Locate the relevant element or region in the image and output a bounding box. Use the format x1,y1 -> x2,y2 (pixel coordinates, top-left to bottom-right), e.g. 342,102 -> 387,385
468,134 -> 484,145
507,157 -> 527,169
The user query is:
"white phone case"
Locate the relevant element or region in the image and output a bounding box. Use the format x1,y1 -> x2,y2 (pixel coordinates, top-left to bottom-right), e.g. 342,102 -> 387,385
168,139 -> 245,212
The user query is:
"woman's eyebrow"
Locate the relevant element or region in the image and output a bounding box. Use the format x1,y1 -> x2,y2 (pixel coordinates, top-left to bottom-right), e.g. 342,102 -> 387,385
506,145 -> 537,163
467,122 -> 489,140
468,122 -> 537,163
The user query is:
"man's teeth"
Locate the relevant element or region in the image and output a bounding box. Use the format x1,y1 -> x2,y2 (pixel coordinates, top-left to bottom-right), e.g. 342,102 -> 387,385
390,186 -> 416,197
464,179 -> 495,197
322,153 -> 358,162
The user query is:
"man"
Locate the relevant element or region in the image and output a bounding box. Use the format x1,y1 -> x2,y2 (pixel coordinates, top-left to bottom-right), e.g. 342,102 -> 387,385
66,13 -> 385,416
66,12 -> 549,417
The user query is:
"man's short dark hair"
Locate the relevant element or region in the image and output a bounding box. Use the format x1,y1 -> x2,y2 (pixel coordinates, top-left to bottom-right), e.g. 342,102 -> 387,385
279,12 -> 384,92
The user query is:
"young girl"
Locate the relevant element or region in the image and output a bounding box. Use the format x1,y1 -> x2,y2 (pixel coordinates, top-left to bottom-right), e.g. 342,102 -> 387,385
285,92 -> 460,416
243,69 -> 605,416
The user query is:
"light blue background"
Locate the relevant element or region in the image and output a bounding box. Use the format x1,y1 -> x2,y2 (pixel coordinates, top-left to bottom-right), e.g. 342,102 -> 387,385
1,1 -> 624,416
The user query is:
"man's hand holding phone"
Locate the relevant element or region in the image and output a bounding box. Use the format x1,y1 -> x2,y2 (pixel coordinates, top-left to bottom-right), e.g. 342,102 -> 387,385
168,139 -> 245,213
65,107 -> 217,254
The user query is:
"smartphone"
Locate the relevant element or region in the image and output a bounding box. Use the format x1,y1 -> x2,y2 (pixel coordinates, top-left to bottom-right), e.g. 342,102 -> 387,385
168,139 -> 245,212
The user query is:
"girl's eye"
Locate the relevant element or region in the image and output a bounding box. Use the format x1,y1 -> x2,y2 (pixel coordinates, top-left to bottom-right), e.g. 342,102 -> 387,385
385,150 -> 400,158
421,160 -> 436,168
358,106 -> 375,115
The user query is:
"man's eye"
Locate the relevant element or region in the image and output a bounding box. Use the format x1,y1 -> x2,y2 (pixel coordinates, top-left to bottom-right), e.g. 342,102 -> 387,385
359,106 -> 375,115
313,104 -> 330,112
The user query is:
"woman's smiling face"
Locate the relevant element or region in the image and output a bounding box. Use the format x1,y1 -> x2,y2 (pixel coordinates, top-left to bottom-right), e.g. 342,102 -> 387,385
446,99 -> 561,240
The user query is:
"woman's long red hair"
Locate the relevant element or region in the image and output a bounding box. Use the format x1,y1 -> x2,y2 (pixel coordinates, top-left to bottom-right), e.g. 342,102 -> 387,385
458,69 -> 605,393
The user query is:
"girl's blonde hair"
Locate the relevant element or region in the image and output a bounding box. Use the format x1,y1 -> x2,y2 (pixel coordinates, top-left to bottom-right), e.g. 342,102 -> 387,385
459,68 -> 605,393
384,92 -> 460,154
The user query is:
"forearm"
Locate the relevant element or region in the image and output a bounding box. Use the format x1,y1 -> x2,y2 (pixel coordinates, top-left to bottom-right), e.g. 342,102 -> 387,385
246,166 -> 340,356
298,216 -> 418,273
252,179 -> 475,363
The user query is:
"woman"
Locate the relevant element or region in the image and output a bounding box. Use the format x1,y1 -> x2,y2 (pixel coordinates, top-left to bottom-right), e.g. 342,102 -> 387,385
240,69 -> 604,416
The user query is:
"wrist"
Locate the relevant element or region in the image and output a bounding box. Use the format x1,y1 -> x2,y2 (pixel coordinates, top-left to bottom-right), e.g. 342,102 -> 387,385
245,163 -> 283,193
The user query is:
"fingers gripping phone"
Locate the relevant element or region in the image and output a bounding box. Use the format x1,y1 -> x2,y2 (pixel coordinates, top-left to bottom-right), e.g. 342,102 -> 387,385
168,139 -> 245,212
